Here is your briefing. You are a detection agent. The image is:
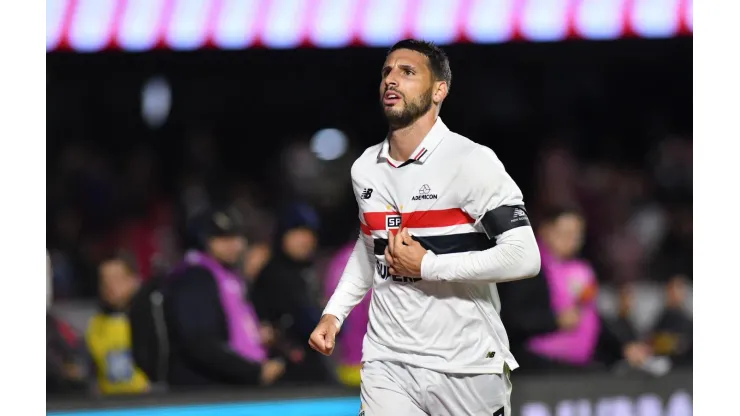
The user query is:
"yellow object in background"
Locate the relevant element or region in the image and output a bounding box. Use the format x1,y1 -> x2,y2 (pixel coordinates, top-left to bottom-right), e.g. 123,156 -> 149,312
86,313 -> 149,395
336,364 -> 362,387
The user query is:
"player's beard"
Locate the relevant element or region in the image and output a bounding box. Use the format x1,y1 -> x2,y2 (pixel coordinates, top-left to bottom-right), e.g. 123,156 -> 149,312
382,85 -> 434,130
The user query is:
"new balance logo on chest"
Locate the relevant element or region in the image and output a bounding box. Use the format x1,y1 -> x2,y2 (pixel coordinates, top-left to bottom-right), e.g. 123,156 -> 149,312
360,188 -> 373,200
412,184 -> 437,201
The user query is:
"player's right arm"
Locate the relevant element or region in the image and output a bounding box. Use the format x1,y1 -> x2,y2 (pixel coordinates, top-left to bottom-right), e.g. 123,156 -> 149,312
309,166 -> 376,356
322,232 -> 375,326
309,232 -> 375,356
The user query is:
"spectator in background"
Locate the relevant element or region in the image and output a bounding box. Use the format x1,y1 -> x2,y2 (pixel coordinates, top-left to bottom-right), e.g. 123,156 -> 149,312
649,275 -> 693,365
501,208 -> 600,371
86,256 -> 150,395
47,314 -> 89,396
164,208 -> 285,387
652,205 -> 693,281
47,256 -> 89,396
596,283 -> 653,371
252,203 -> 332,383
253,203 -> 322,345
323,238 -> 370,387
244,242 -> 271,282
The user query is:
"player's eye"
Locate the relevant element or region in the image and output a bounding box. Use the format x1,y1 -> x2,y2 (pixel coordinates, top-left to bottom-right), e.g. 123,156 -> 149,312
403,69 -> 413,75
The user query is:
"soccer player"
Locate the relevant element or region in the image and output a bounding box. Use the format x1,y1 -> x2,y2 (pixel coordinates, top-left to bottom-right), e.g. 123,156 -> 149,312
308,39 -> 541,416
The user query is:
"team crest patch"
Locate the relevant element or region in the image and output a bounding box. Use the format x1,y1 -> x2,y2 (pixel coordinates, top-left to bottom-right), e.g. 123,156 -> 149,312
385,214 -> 401,230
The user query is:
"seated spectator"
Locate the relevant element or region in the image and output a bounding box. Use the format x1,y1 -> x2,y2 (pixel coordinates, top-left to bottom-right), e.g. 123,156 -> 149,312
47,254 -> 89,396
86,255 -> 150,395
47,314 -> 89,396
128,269 -> 169,385
252,203 -> 333,384
649,275 -> 693,365
596,283 -> 652,369
501,208 -> 601,371
323,240 -> 370,387
164,208 -> 285,387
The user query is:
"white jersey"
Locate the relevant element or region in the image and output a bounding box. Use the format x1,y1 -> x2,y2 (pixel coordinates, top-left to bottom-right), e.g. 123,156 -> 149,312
323,117 -> 541,375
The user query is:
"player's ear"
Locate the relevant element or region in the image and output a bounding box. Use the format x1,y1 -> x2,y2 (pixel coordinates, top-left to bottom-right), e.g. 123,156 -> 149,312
432,80 -> 448,105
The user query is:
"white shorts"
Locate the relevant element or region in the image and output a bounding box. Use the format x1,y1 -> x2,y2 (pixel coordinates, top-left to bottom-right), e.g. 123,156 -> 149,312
359,360 -> 512,416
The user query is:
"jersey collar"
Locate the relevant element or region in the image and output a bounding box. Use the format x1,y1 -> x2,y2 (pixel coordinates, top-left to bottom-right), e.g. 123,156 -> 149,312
377,117 -> 449,168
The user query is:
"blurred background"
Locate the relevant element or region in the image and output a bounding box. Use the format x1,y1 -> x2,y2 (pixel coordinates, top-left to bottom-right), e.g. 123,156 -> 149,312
46,0 -> 692,415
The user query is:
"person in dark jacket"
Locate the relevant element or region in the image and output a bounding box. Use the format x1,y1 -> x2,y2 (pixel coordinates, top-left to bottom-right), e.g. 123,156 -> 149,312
252,203 -> 333,383
164,208 -> 285,387
595,283 -> 652,369
47,313 -> 89,396
648,275 -> 693,365
47,254 -> 89,396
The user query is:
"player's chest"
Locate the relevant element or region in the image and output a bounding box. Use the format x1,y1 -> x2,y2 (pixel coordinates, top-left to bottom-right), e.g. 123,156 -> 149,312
356,166 -> 459,227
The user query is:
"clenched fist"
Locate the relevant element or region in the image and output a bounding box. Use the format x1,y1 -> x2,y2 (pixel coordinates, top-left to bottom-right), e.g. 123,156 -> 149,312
308,314 -> 340,356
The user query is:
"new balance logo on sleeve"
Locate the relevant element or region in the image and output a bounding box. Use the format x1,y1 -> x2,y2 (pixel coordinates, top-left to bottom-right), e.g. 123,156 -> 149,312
361,188 -> 374,199
511,207 -> 529,224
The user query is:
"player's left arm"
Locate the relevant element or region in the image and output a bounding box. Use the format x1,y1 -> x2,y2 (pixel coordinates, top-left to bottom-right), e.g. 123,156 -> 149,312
420,146 -> 541,283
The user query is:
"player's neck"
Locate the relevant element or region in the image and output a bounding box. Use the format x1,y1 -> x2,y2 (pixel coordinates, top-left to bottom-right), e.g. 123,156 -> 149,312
387,112 -> 437,161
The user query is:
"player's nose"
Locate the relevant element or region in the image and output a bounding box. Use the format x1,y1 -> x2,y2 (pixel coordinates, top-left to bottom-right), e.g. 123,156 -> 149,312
383,74 -> 398,89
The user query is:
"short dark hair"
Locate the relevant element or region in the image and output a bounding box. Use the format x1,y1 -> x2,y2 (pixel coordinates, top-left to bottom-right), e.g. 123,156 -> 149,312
388,39 -> 452,92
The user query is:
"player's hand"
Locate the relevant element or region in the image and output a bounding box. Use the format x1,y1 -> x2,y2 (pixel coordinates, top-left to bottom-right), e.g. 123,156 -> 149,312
308,314 -> 340,356
260,359 -> 286,385
385,228 -> 426,277
557,307 -> 581,330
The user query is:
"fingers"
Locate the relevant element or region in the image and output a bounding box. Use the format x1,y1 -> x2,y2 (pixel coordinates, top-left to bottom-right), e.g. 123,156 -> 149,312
385,247 -> 400,275
384,246 -> 394,267
308,327 -> 328,354
393,228 -> 405,253
401,228 -> 415,245
308,322 -> 338,356
386,230 -> 396,256
325,324 -> 339,350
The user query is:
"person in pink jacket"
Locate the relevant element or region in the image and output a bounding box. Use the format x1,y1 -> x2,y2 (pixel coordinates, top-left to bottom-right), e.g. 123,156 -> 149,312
323,241 -> 371,387
526,208 -> 600,366
499,207 -> 601,371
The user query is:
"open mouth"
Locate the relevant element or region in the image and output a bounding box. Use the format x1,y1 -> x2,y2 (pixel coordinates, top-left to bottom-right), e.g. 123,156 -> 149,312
383,90 -> 402,106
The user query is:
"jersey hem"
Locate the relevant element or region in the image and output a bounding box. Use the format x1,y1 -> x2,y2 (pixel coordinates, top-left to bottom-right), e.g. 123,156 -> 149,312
361,354 -> 519,375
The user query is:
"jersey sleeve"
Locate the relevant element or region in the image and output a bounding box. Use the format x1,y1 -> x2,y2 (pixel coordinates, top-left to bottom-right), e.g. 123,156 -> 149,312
321,167 -> 375,327
322,233 -> 374,328
459,146 -> 525,231
420,146 -> 541,283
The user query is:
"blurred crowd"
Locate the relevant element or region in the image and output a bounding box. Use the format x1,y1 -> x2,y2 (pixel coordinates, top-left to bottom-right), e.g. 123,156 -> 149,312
46,125 -> 692,397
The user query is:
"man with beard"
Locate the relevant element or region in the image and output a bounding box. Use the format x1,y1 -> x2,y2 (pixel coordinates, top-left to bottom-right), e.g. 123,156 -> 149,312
309,40 -> 541,416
